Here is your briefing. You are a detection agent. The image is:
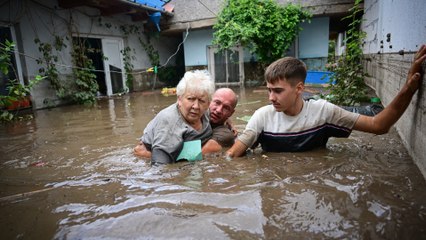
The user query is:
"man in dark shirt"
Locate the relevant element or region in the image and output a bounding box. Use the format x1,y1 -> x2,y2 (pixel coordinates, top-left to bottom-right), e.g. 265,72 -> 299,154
202,88 -> 238,153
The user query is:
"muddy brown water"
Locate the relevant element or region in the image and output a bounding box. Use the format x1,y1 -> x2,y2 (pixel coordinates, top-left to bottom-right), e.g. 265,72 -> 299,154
1,88 -> 426,239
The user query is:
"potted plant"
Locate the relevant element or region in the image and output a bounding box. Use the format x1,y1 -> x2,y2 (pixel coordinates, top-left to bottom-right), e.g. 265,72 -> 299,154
5,77 -> 41,110
0,40 -> 42,121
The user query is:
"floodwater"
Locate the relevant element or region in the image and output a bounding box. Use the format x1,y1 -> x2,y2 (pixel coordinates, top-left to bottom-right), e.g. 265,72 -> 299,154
1,88 -> 426,239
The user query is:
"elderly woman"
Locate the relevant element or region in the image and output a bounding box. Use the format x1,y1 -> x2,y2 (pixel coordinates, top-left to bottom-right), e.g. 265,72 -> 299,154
134,70 -> 215,165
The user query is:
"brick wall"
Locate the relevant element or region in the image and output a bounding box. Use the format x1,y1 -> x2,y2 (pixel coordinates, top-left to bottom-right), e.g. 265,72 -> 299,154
364,52 -> 426,177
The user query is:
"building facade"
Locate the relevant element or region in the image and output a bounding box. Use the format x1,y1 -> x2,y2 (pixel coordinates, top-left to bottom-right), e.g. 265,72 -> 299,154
0,0 -> 181,109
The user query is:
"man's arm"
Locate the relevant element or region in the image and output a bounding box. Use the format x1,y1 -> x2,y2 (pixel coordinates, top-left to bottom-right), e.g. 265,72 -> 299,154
353,44 -> 426,134
133,142 -> 152,158
203,123 -> 237,154
202,139 -> 222,154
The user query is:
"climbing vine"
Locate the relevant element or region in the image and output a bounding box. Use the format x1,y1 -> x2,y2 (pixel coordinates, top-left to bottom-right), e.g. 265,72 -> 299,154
139,34 -> 160,66
121,46 -> 134,91
324,0 -> 369,106
70,39 -> 98,105
118,24 -> 143,91
139,34 -> 180,87
213,0 -> 311,64
34,36 -> 67,97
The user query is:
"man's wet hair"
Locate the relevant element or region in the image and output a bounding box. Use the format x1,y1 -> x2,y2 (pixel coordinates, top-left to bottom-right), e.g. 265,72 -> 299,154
264,57 -> 307,86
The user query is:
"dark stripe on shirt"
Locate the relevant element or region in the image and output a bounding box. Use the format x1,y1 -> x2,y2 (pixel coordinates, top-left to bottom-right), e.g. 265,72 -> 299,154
258,123 -> 352,152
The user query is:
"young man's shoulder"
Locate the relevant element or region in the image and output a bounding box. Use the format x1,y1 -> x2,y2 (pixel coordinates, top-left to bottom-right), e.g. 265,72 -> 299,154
254,104 -> 276,114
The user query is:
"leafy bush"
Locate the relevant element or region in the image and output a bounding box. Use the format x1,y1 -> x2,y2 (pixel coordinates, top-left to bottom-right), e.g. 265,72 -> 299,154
213,0 -> 311,64
1,40 -> 42,122
324,0 -> 369,106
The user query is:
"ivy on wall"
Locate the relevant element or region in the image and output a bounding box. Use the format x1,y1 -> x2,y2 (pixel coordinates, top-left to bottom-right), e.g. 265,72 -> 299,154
31,12 -> 181,106
324,0 -> 369,106
34,36 -> 67,97
139,34 -> 160,67
70,39 -> 99,105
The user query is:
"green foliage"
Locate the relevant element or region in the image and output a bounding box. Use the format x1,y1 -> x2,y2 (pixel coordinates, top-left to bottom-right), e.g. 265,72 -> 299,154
213,0 -> 311,64
0,39 -> 14,75
121,46 -> 134,91
0,40 -> 42,122
119,24 -> 142,36
71,40 -> 99,105
34,37 -> 67,97
139,35 -> 160,66
6,76 -> 43,100
324,0 -> 369,106
327,40 -> 336,64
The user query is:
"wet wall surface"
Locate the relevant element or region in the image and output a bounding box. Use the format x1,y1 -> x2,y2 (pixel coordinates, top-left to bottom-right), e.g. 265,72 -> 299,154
1,88 -> 426,239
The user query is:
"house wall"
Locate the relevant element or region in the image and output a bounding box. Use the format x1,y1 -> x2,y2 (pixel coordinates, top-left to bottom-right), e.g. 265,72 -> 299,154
299,17 -> 330,71
166,0 -> 355,33
361,0 -> 426,177
183,28 -> 213,69
182,17 -> 331,71
0,0 -> 181,108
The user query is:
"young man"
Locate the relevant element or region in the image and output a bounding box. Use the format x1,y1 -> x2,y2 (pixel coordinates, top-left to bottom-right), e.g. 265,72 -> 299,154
134,87 -> 238,158
226,44 -> 426,158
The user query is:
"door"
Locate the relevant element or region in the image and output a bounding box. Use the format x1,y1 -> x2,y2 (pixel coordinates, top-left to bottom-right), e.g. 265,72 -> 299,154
101,39 -> 126,96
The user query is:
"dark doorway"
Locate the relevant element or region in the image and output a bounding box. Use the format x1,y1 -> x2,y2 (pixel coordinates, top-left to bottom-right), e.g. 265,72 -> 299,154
0,27 -> 19,95
72,37 -> 106,95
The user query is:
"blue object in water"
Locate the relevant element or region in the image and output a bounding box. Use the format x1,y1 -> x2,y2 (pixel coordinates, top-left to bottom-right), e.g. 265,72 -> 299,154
305,71 -> 334,84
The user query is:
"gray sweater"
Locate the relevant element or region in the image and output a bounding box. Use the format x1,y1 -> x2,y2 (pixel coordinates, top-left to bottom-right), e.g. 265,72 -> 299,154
141,103 -> 212,164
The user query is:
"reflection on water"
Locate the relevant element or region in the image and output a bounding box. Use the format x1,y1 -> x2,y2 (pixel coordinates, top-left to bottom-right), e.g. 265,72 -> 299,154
1,89 -> 426,239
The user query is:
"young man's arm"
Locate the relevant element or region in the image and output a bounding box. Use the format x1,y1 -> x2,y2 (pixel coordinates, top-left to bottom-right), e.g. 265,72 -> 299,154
225,128 -> 258,158
225,140 -> 249,158
353,44 -> 426,134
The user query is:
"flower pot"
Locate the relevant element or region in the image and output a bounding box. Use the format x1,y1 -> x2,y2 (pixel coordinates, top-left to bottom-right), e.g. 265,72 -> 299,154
6,96 -> 31,110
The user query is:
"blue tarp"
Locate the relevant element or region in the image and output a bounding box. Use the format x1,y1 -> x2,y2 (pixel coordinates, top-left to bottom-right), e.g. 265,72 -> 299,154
305,71 -> 334,84
133,0 -> 166,10
132,0 -> 167,31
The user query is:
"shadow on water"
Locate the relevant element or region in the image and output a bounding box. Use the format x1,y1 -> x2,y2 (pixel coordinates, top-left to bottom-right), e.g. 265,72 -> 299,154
0,88 -> 426,239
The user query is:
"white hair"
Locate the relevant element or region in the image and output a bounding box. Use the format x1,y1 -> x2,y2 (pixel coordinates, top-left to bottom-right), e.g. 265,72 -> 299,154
176,70 -> 215,100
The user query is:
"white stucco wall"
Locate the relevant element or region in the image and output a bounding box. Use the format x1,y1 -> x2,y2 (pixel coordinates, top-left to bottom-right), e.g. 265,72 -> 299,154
362,0 -> 426,54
